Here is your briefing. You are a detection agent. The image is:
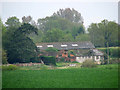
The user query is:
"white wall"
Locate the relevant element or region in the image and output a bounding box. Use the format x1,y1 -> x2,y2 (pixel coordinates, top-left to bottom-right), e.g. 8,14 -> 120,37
76,56 -> 102,63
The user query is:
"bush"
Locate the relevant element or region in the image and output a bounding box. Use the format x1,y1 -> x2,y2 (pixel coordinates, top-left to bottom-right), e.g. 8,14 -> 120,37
2,65 -> 18,71
40,56 -> 56,66
81,59 -> 97,68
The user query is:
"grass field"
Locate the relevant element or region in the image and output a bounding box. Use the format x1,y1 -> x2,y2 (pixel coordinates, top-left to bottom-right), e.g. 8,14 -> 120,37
2,64 -> 118,88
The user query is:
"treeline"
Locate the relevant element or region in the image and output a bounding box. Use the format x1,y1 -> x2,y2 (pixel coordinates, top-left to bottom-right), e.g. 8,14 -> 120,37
1,8 -> 119,64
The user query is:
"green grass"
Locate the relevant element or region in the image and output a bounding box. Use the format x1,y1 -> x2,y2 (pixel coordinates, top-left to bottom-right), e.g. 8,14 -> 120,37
2,64 -> 118,88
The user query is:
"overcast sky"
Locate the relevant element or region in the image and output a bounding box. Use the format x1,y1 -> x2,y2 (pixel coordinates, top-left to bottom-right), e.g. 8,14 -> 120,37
0,0 -> 118,28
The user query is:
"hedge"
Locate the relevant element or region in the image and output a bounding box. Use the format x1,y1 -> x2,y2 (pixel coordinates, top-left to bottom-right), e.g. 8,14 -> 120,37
2,65 -> 18,71
40,56 -> 56,66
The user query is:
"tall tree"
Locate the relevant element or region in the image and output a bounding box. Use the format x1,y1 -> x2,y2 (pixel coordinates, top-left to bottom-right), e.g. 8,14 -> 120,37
53,8 -> 84,24
88,20 -> 118,47
4,23 -> 38,63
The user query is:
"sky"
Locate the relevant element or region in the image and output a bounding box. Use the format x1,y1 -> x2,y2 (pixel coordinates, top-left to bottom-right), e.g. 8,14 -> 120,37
0,0 -> 118,29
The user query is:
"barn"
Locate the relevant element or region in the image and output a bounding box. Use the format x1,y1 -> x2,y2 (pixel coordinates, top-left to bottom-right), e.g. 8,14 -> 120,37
36,41 -> 104,64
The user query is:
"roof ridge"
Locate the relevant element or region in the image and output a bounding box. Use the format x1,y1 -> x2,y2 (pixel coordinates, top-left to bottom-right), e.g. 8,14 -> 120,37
36,41 -> 92,44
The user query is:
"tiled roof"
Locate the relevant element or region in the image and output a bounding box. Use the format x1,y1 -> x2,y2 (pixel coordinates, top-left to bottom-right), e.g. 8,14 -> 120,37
36,41 -> 95,50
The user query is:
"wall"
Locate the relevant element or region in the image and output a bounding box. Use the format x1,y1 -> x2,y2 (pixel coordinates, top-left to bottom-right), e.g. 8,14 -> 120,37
76,56 -> 102,64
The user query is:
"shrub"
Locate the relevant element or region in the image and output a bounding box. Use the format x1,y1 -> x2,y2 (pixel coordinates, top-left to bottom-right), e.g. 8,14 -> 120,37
81,59 -> 97,68
40,56 -> 56,66
2,65 -> 18,71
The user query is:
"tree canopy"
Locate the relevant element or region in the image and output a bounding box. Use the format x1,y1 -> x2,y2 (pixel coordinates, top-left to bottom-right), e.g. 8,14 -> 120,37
3,23 -> 39,63
88,19 -> 119,47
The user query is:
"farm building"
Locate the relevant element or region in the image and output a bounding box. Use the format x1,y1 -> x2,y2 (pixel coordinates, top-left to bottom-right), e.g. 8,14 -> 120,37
36,41 -> 104,64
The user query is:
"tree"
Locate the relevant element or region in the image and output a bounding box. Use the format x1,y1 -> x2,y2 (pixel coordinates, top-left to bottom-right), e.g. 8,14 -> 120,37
3,17 -> 21,49
71,24 -> 85,39
60,33 -> 74,42
4,23 -> 38,63
75,34 -> 90,41
88,20 -> 118,47
42,28 -> 63,42
53,8 -> 84,24
5,16 -> 21,29
30,30 -> 43,43
22,16 -> 32,23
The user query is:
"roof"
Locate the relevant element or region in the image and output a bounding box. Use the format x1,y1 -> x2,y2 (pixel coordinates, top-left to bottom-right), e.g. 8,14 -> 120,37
92,49 -> 104,56
36,41 -> 95,50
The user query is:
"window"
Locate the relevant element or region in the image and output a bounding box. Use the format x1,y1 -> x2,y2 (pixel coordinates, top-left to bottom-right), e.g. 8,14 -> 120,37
61,45 -> 67,47
72,44 -> 78,46
47,45 -> 53,47
37,45 -> 43,48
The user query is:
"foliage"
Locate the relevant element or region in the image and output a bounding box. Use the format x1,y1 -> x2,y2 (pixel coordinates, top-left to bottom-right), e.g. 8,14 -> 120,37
45,47 -> 58,57
45,47 -> 58,52
81,59 -> 97,68
30,30 -> 43,43
88,20 -> 119,47
109,58 -> 120,64
53,8 -> 83,24
22,16 -> 37,27
5,16 -> 21,29
2,65 -> 18,71
3,23 -> 38,63
40,56 -> 56,66
75,34 -> 90,41
36,10 -> 85,43
42,28 -> 63,42
98,47 -> 120,58
30,57 -> 41,63
2,49 -> 8,64
22,16 -> 32,23
60,33 -> 74,42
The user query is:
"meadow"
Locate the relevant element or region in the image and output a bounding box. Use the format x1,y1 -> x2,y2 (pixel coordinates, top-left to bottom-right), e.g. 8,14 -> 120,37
2,64 -> 118,88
